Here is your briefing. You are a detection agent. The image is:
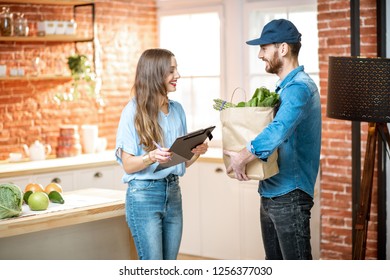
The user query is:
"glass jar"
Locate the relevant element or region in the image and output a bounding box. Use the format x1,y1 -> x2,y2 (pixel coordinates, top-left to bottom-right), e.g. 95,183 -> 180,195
13,12 -> 28,36
0,6 -> 13,36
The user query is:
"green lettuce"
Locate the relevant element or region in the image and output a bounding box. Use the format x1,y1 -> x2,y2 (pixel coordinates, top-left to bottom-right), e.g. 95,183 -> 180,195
0,183 -> 23,219
236,87 -> 279,107
213,86 -> 279,111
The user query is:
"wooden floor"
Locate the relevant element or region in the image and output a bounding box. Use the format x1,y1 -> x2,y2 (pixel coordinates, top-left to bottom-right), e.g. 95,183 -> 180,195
177,253 -> 215,260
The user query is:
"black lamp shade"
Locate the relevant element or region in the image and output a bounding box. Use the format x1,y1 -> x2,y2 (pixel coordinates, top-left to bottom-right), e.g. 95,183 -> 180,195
327,56 -> 390,123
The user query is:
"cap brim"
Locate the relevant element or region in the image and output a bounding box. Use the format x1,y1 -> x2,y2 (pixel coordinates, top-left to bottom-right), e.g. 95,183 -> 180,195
246,38 -> 271,46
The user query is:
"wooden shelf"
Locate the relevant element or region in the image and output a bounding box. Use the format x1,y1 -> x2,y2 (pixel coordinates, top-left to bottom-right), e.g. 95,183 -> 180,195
0,0 -> 96,85
0,75 -> 72,81
0,35 -> 93,42
0,0 -> 94,5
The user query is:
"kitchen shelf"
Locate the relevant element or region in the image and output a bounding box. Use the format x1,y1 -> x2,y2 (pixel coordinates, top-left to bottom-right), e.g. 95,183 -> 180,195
0,75 -> 72,81
0,0 -> 96,82
0,35 -> 93,42
0,0 -> 94,5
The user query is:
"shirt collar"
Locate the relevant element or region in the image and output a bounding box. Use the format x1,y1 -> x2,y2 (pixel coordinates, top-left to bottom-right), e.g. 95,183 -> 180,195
275,65 -> 304,93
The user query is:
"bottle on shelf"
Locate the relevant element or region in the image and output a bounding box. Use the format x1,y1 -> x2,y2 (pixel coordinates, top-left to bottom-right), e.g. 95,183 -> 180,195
13,12 -> 28,36
0,6 -> 13,36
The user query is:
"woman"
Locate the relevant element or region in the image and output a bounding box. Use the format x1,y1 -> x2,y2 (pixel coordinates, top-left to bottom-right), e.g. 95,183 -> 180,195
115,48 -> 208,260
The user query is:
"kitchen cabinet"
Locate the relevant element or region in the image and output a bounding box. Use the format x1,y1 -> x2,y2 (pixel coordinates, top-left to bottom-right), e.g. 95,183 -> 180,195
1,164 -> 126,191
77,165 -> 126,190
2,174 -> 30,189
179,163 -> 201,256
237,180 -> 265,260
197,162 -> 241,259
180,161 -> 258,260
36,170 -> 76,191
0,151 -> 127,191
2,170 -> 75,191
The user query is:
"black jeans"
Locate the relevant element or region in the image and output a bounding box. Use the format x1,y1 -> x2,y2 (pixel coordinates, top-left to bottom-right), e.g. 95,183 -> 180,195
260,189 -> 314,260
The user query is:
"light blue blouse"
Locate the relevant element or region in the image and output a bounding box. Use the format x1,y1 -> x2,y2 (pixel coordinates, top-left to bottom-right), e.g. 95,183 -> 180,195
115,98 -> 187,183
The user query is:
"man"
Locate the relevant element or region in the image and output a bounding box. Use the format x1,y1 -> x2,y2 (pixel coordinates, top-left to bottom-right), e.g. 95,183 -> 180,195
224,19 -> 321,260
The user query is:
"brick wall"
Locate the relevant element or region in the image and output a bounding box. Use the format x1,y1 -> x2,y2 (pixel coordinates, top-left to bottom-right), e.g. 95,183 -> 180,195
318,0 -> 378,259
0,0 -> 157,159
0,0 -> 383,260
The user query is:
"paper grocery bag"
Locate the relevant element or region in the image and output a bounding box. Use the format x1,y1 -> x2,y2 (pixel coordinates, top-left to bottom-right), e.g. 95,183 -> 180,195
220,106 -> 279,180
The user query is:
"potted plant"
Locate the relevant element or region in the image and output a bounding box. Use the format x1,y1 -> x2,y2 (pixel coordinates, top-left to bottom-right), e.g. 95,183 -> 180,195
54,54 -> 100,103
67,54 -> 96,99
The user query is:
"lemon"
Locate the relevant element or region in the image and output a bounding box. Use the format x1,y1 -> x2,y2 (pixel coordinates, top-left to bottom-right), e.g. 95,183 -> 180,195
44,182 -> 63,194
24,183 -> 44,193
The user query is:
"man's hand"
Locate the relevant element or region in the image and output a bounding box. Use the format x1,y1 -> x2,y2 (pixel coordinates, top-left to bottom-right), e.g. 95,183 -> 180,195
223,148 -> 257,181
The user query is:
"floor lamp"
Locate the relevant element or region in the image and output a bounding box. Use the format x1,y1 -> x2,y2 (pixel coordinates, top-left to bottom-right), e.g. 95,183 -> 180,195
327,56 -> 390,259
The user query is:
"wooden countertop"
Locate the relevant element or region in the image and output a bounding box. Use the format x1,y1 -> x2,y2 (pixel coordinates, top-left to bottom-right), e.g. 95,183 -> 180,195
0,188 -> 125,238
0,148 -> 223,179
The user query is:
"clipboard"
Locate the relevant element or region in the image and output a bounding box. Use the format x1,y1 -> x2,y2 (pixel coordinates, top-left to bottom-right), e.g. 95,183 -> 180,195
154,126 -> 215,172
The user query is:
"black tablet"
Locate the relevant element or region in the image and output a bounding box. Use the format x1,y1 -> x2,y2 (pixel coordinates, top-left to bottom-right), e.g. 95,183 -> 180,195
154,126 -> 215,172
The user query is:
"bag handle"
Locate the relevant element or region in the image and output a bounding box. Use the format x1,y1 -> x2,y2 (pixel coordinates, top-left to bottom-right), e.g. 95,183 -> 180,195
230,87 -> 246,103
216,87 -> 247,111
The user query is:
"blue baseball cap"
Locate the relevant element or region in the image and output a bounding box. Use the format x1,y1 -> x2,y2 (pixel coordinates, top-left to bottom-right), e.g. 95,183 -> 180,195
246,19 -> 302,46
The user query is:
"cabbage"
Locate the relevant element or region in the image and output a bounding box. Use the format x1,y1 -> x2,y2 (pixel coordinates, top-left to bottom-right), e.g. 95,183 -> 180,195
0,183 -> 23,219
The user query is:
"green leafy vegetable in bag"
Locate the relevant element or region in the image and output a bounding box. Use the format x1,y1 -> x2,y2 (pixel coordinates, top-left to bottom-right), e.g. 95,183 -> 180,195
213,86 -> 279,110
0,183 -> 23,219
249,87 -> 279,107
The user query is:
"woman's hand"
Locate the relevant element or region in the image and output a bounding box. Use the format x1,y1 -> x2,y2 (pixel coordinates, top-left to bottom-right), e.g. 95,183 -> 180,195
191,142 -> 209,156
149,147 -> 172,164
186,142 -> 208,168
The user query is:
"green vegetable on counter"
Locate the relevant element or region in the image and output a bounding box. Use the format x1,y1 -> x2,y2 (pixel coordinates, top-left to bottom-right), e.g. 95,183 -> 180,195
0,183 -> 23,219
23,190 -> 33,204
48,191 -> 65,204
213,87 -> 279,110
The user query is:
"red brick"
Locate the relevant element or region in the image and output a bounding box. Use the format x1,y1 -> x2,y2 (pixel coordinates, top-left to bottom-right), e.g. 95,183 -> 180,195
0,1 -> 157,160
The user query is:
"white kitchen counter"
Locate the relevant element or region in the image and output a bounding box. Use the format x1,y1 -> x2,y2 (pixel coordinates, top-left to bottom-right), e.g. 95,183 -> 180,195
0,148 -> 223,179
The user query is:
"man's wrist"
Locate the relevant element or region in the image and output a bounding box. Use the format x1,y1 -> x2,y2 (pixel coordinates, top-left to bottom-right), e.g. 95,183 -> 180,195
240,147 -> 256,163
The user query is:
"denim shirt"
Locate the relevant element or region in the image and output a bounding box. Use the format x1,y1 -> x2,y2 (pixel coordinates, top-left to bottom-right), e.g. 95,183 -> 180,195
115,98 -> 187,182
247,66 -> 321,198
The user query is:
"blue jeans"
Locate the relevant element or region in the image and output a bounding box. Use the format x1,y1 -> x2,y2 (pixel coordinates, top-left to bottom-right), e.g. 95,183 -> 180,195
260,189 -> 314,260
125,174 -> 183,260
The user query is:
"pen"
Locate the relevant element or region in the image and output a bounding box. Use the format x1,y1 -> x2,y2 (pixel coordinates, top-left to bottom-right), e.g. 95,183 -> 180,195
153,141 -> 171,160
153,141 -> 163,151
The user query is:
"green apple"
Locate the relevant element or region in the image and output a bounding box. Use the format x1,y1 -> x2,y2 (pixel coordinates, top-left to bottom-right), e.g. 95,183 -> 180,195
28,191 -> 50,211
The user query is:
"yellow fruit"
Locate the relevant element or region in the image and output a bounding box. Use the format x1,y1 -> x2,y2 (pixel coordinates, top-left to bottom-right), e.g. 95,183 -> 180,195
44,182 -> 63,194
28,192 -> 50,211
24,183 -> 44,193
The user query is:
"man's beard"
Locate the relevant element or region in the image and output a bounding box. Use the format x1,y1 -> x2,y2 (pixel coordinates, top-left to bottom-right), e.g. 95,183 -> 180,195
265,51 -> 283,74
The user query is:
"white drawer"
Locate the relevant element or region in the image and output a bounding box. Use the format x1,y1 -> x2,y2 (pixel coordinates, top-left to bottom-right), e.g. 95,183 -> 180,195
76,166 -> 116,189
35,171 -> 75,192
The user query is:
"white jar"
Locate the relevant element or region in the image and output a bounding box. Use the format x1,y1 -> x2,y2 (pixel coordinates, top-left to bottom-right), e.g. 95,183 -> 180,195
81,125 -> 99,154
0,65 -> 6,76
65,20 -> 77,35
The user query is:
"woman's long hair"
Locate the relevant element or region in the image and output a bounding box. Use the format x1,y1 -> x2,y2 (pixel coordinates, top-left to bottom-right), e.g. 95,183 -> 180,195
133,48 -> 174,152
